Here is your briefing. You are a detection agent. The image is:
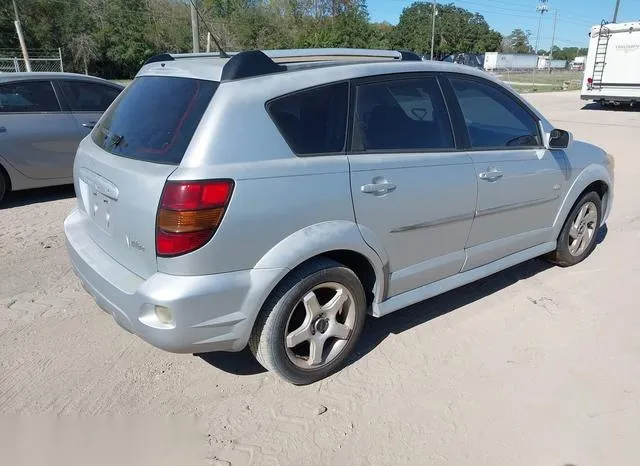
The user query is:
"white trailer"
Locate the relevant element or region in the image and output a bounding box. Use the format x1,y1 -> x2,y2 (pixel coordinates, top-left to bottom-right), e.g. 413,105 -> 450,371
582,21 -> 640,105
537,57 -> 567,70
483,52 -> 538,71
570,55 -> 586,70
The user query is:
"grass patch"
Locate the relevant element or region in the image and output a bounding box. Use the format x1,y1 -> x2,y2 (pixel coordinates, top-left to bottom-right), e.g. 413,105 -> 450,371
496,70 -> 583,93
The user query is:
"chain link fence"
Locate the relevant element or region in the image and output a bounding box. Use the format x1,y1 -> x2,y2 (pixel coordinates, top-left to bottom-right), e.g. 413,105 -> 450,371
0,49 -> 64,73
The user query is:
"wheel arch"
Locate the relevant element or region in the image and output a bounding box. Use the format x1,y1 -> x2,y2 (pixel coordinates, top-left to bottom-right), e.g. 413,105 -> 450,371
553,164 -> 612,238
253,221 -> 388,313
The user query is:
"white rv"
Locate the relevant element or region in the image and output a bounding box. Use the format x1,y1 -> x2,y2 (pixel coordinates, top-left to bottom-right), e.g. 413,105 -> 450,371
582,21 -> 640,105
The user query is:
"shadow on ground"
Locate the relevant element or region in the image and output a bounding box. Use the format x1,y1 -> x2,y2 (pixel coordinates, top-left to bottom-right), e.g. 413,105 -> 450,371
582,102 -> 640,112
1,184 -> 75,209
199,226 -> 608,377
346,258 -> 553,366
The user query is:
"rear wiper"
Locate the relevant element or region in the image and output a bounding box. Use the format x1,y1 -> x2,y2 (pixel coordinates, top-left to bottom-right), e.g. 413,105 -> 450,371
110,133 -> 125,149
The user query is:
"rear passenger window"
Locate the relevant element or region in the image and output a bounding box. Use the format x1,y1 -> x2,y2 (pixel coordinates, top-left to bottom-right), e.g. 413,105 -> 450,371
268,82 -> 348,155
59,80 -> 121,112
352,77 -> 454,152
0,81 -> 60,113
450,78 -> 541,149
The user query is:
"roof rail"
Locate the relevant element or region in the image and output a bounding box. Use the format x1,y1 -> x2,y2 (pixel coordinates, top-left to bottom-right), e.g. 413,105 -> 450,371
147,48 -> 421,64
144,48 -> 424,80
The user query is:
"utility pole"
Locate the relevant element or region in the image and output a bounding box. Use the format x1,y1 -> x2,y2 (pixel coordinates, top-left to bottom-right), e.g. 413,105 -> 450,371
12,0 -> 31,72
190,0 -> 200,53
548,9 -> 557,73
533,0 -> 549,89
613,0 -> 621,23
430,1 -> 438,60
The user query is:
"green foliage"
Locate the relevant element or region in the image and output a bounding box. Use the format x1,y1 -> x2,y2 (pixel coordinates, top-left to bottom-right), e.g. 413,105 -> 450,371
550,45 -> 588,61
503,28 -> 534,54
1,0 -> 513,79
394,2 -> 502,57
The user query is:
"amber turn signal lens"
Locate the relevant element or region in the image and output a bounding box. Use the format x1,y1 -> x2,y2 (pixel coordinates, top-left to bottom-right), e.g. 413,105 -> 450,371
157,207 -> 224,233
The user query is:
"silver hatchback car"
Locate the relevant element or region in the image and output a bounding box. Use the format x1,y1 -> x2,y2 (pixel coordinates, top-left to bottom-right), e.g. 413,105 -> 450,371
64,49 -> 614,385
0,73 -> 123,203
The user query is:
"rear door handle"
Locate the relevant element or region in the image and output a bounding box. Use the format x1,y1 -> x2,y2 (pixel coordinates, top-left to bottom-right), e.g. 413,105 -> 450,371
82,121 -> 97,129
361,181 -> 396,195
479,169 -> 503,181
0,126 -> 6,133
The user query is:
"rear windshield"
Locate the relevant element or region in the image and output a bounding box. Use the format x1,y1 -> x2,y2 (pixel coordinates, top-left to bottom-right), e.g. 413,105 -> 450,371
92,76 -> 218,164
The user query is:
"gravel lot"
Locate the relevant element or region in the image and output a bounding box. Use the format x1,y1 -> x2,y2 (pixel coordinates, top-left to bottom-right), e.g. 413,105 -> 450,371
1,91 -> 639,466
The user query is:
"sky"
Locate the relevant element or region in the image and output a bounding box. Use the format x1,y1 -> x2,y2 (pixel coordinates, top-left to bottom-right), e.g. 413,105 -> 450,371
367,0 -> 640,50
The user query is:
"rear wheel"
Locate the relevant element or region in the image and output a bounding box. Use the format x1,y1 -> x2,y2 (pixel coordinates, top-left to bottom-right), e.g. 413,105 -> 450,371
249,258 -> 366,385
545,191 -> 602,267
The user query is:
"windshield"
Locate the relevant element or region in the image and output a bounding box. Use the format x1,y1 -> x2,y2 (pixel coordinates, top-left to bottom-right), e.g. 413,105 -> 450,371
92,76 -> 219,164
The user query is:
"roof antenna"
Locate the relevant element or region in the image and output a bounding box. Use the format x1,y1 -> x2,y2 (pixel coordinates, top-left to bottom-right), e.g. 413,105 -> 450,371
188,0 -> 229,58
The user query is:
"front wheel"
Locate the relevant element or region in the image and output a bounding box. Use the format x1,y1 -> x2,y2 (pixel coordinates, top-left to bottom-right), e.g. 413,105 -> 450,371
0,173 -> 6,204
545,191 -> 602,267
249,259 -> 366,385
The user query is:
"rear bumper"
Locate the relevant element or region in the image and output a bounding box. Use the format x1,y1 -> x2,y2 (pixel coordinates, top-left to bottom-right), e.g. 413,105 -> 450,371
64,208 -> 284,354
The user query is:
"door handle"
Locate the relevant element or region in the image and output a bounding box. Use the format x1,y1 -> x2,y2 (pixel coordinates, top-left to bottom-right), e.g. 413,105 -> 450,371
0,126 -> 6,133
361,181 -> 396,195
478,169 -> 503,181
82,122 -> 97,129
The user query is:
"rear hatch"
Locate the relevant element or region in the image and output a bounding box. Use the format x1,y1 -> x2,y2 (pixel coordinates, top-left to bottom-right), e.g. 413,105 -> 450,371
74,75 -> 219,279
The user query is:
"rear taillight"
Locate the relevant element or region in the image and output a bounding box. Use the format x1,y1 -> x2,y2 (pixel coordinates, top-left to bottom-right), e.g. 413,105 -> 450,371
156,180 -> 234,257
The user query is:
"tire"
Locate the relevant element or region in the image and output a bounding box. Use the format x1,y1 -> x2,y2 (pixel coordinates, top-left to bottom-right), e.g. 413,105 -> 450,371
249,258 -> 367,385
545,191 -> 602,267
0,172 -> 6,204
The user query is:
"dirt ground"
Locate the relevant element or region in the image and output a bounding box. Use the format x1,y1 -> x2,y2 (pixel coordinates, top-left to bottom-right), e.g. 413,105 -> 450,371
1,91 -> 639,466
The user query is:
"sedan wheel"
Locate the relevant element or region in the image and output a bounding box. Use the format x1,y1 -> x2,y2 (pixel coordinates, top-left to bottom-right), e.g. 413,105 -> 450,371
249,259 -> 366,385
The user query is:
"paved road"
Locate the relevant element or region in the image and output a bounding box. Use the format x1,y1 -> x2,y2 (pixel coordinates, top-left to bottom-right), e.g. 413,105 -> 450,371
1,92 -> 639,466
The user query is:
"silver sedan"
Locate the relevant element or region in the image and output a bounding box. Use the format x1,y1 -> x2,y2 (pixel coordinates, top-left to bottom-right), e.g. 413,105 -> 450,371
0,72 -> 123,203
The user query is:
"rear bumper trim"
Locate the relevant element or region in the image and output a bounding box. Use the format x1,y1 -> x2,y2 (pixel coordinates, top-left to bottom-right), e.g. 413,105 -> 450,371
64,208 -> 284,353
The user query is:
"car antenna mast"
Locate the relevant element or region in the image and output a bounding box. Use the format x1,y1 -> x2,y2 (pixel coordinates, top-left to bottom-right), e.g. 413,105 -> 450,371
188,0 -> 229,58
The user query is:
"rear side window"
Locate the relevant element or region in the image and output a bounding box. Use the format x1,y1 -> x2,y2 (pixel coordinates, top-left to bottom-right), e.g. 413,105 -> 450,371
92,76 -> 218,164
268,82 -> 348,155
59,80 -> 121,112
450,77 -> 541,149
0,81 -> 60,113
352,77 -> 454,152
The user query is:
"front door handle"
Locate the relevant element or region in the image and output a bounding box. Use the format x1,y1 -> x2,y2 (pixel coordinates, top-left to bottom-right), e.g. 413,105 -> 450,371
0,126 -> 6,133
479,169 -> 503,181
82,121 -> 97,129
361,181 -> 396,195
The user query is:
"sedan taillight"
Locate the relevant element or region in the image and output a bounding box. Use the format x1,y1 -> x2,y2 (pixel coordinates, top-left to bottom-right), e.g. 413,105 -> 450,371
156,180 -> 234,257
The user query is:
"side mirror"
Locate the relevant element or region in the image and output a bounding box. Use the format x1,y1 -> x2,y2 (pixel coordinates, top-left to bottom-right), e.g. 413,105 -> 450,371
548,128 -> 572,149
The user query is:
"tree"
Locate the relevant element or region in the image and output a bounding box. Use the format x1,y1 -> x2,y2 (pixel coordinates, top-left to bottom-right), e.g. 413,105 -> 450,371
70,34 -> 98,75
550,46 -> 588,61
369,22 -> 394,49
503,28 -> 533,54
394,2 -> 502,57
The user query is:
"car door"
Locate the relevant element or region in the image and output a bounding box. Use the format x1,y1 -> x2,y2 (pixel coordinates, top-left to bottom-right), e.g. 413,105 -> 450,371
444,75 -> 568,271
55,79 -> 122,138
0,79 -> 81,180
348,75 -> 478,298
